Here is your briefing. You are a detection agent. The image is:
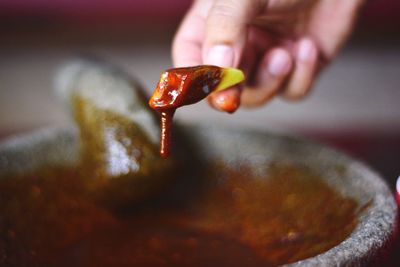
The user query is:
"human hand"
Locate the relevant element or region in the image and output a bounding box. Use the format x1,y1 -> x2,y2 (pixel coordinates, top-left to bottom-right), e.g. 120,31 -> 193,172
173,0 -> 365,112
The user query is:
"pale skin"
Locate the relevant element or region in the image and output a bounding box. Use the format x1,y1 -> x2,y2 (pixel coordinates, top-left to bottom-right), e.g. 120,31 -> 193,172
173,0 -> 365,112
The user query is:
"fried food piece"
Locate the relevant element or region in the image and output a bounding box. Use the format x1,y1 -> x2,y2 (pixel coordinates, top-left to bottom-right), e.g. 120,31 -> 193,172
149,65 -> 244,157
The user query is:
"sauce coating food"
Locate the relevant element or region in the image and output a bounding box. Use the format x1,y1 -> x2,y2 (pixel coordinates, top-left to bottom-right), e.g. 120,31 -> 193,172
149,65 -> 244,157
0,163 -> 360,267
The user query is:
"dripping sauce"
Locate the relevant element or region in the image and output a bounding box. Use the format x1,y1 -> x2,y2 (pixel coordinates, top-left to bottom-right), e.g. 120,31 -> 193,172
149,66 -> 223,157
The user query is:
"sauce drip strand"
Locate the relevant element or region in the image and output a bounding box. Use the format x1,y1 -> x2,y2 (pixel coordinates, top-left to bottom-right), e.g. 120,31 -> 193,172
160,110 -> 175,157
149,65 -> 244,157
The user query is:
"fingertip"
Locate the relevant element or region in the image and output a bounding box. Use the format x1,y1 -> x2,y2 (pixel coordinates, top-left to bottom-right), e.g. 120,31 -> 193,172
267,48 -> 292,77
296,38 -> 318,64
171,0 -> 210,68
203,44 -> 235,67
208,87 -> 241,113
202,0 -> 261,68
241,48 -> 293,107
282,38 -> 318,100
172,33 -> 204,67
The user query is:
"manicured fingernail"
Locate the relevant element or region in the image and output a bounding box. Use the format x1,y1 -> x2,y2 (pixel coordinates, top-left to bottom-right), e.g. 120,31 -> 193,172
297,39 -> 317,62
268,50 -> 291,76
205,45 -> 234,67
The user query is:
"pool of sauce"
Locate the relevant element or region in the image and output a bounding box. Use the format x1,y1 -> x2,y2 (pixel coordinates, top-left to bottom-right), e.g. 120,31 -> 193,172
149,66 -> 223,157
0,162 -> 360,267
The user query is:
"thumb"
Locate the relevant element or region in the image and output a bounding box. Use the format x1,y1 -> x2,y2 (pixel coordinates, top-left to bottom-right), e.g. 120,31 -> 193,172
203,0 -> 264,67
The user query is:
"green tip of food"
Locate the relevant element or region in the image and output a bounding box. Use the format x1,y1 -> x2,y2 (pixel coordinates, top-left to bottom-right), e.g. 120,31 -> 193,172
214,68 -> 245,92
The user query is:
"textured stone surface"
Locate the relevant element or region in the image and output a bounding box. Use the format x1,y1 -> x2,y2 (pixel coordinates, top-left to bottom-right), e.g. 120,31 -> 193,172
0,126 -> 398,266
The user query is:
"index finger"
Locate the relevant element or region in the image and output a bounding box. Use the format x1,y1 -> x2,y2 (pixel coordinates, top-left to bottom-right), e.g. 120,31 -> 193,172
172,1 -> 212,67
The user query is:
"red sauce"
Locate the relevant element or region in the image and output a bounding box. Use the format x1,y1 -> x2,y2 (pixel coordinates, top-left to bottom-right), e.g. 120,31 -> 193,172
0,163 -> 360,267
149,66 -> 223,157
160,110 -> 175,157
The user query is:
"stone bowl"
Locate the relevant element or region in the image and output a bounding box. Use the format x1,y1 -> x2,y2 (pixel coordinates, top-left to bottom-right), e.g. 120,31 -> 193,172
0,125 -> 398,266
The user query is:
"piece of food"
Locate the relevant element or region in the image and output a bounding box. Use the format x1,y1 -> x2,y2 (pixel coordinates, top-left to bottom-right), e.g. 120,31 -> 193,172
149,65 -> 245,157
55,59 -> 174,208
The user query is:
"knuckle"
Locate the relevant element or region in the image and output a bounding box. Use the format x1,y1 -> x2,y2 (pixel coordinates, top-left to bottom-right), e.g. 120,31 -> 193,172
209,0 -> 247,25
212,0 -> 240,16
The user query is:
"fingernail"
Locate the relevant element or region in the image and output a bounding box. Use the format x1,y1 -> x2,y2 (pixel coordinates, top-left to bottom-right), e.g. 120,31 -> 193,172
205,45 -> 234,67
297,39 -> 317,62
268,50 -> 291,76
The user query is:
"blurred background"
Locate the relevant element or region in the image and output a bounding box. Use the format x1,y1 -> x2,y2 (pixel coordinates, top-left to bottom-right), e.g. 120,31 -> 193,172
0,0 -> 399,189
